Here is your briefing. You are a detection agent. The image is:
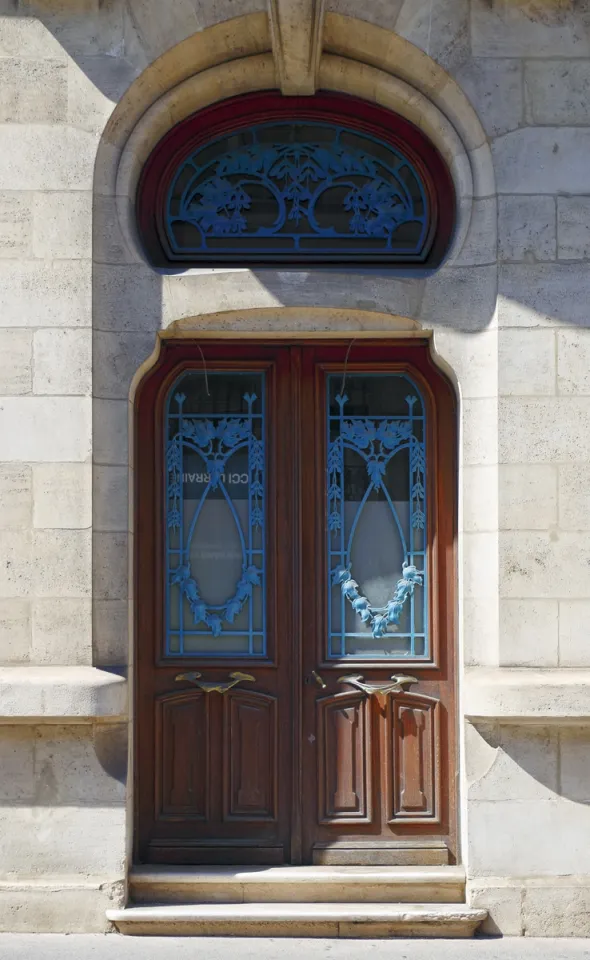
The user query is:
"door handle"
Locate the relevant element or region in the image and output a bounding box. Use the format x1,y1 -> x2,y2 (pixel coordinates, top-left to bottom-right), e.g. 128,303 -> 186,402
337,674 -> 418,697
175,671 -> 256,693
311,670 -> 327,689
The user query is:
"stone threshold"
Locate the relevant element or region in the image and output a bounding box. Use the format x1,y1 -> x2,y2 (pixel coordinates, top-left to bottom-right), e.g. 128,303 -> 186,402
130,864 -> 466,905
464,667 -> 590,723
107,901 -> 487,938
0,667 -> 127,721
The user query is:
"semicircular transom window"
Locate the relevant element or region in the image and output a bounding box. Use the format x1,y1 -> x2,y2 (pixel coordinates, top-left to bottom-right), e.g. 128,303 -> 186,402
138,93 -> 455,267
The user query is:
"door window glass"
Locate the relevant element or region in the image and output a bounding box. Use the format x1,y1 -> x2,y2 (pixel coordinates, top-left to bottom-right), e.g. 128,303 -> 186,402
327,373 -> 427,659
165,371 -> 266,656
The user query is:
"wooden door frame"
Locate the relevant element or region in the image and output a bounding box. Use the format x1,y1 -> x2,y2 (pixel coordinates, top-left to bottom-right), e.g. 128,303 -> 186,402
132,336 -> 459,866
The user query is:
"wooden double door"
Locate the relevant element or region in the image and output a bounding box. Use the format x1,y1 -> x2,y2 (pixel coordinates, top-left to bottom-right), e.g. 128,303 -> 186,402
135,339 -> 457,866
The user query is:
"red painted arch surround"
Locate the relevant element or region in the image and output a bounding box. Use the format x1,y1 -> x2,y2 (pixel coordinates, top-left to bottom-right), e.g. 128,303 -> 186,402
137,91 -> 456,268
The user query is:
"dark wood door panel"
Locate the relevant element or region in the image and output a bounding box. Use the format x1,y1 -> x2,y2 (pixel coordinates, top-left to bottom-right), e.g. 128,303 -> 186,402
155,690 -> 209,820
317,691 -> 372,825
143,671 -> 289,861
303,676 -> 449,862
388,693 -> 440,823
224,690 -> 278,821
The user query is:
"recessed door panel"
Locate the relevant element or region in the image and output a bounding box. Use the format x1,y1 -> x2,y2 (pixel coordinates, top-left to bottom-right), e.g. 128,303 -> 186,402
388,693 -> 440,822
156,690 -> 209,820
224,690 -> 277,821
317,691 -> 372,824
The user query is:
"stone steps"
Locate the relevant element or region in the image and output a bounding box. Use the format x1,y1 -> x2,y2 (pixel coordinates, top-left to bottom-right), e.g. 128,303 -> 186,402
106,901 -> 487,938
108,866 -> 486,938
129,864 -> 467,905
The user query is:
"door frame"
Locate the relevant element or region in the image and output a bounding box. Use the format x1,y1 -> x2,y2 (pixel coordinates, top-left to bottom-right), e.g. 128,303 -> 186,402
132,336 -> 459,866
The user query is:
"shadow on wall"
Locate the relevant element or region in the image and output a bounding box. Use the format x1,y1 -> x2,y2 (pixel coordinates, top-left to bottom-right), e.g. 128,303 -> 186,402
0,0 -> 275,109
467,722 -> 590,807
1,0 -> 146,100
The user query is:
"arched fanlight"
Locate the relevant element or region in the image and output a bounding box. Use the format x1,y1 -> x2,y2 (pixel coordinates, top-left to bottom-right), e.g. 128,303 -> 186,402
138,93 -> 455,267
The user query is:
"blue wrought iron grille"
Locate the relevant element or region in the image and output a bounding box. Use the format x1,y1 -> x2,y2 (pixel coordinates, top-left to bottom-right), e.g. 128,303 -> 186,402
164,122 -> 430,262
165,372 -> 266,657
327,374 -> 428,659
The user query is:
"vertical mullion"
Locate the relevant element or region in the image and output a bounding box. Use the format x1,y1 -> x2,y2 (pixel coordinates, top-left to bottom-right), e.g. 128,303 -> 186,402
260,377 -> 267,657
164,402 -> 171,658
247,395 -> 253,656
289,343 -> 304,865
423,418 -> 428,658
338,388 -> 346,658
177,396 -> 185,656
408,399 -> 415,657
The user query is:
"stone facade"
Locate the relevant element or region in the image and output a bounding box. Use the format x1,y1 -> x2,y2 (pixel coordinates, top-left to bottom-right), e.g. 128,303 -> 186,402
0,0 -> 590,938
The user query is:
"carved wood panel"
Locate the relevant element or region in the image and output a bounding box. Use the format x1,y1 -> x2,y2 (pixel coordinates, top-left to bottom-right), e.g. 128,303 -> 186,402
155,690 -> 209,820
317,691 -> 372,824
388,693 -> 440,823
224,690 -> 278,821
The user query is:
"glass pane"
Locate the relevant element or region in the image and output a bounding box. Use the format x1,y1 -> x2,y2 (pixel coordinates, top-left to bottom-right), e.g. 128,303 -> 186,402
327,373 -> 427,660
166,122 -> 430,262
165,371 -> 266,657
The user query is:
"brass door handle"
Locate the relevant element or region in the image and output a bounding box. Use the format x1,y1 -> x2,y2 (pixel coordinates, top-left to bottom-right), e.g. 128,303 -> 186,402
311,670 -> 327,689
337,674 -> 418,697
175,671 -> 255,693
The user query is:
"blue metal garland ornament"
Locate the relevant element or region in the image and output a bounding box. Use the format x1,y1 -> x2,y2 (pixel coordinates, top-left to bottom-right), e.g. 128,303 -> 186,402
332,562 -> 424,641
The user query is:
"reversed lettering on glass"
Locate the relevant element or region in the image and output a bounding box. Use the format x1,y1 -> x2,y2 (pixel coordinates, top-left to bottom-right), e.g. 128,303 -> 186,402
165,372 -> 266,657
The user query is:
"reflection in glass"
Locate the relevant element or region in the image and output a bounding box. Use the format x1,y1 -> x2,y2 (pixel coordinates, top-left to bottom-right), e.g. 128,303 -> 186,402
165,371 -> 265,657
327,374 -> 427,659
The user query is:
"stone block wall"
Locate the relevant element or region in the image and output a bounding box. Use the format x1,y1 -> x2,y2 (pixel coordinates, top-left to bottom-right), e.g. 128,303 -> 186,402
0,0 -> 140,669
0,0 -> 590,936
466,722 -> 590,936
0,0 -> 139,932
448,0 -> 590,934
0,721 -> 126,932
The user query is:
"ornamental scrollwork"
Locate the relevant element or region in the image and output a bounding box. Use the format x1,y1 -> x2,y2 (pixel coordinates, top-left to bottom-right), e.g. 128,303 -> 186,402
166,124 -> 428,258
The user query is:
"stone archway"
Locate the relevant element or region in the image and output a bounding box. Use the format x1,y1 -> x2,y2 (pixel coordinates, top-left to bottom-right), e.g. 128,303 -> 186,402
91,9 -> 499,920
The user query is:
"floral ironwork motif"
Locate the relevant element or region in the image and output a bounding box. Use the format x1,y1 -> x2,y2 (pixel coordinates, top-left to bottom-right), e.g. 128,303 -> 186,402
328,387 -> 427,653
332,562 -> 423,641
166,388 -> 265,653
166,123 -> 428,259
